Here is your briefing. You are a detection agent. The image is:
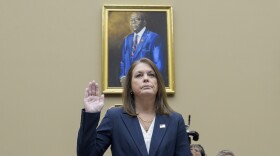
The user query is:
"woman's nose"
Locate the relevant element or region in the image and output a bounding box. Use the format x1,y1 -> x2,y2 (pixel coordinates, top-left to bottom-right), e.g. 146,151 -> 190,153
143,74 -> 149,82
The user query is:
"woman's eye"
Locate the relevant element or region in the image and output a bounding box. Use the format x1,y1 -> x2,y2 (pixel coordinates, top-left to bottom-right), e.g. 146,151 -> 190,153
135,74 -> 142,78
148,73 -> 155,77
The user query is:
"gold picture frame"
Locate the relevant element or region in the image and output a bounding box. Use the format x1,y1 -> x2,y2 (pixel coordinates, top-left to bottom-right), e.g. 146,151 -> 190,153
102,5 -> 175,94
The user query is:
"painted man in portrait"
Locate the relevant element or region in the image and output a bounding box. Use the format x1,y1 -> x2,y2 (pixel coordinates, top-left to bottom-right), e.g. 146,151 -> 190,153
119,12 -> 165,86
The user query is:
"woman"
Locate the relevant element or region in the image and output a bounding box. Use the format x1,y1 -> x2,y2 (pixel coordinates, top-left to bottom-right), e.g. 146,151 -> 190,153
77,58 -> 192,156
190,144 -> 206,156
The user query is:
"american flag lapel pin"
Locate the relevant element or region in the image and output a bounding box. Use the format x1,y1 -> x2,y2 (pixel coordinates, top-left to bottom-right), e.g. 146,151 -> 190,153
160,124 -> 166,128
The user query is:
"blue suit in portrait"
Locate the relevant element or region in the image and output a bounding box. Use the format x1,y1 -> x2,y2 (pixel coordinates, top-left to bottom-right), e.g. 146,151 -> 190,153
77,107 -> 192,156
120,29 -> 165,80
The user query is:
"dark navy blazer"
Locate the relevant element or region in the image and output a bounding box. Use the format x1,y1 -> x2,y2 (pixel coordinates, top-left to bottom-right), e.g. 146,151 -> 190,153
119,29 -> 165,79
77,107 -> 192,156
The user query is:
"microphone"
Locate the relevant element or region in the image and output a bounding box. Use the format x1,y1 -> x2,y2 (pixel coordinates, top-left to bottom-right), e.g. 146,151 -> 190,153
188,115 -> 191,126
186,114 -> 199,144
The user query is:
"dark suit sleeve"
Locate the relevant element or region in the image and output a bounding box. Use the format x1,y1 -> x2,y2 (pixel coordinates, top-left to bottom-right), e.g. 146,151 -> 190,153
77,109 -> 113,156
175,114 -> 192,156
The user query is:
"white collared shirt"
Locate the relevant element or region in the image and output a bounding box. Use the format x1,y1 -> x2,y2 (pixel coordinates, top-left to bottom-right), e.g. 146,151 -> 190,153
139,116 -> 155,154
134,27 -> 146,44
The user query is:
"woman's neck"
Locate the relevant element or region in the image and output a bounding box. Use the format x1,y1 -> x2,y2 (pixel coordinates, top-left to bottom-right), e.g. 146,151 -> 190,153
134,97 -> 156,114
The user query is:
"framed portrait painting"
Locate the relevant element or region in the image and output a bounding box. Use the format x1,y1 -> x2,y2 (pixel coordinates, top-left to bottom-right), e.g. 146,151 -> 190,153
102,5 -> 175,94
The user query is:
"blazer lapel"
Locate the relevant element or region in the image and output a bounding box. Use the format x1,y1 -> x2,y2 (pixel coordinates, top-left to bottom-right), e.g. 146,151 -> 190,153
133,30 -> 149,58
121,113 -> 149,156
149,114 -> 170,156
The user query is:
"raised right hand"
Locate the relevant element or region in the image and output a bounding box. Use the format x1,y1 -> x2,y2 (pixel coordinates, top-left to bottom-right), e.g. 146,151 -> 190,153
83,80 -> 105,113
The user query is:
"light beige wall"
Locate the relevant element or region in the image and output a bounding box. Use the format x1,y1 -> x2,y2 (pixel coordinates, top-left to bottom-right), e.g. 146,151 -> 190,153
0,0 -> 279,155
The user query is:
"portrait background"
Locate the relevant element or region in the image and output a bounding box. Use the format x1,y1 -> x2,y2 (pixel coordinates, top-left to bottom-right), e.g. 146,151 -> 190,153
107,11 -> 168,87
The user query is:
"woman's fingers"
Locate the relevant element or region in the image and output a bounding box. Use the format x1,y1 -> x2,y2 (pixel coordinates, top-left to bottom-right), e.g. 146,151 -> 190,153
85,80 -> 100,97
94,82 -> 99,96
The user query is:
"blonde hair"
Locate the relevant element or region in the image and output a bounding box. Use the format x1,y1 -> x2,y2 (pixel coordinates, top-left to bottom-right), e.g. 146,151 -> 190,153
216,150 -> 235,156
